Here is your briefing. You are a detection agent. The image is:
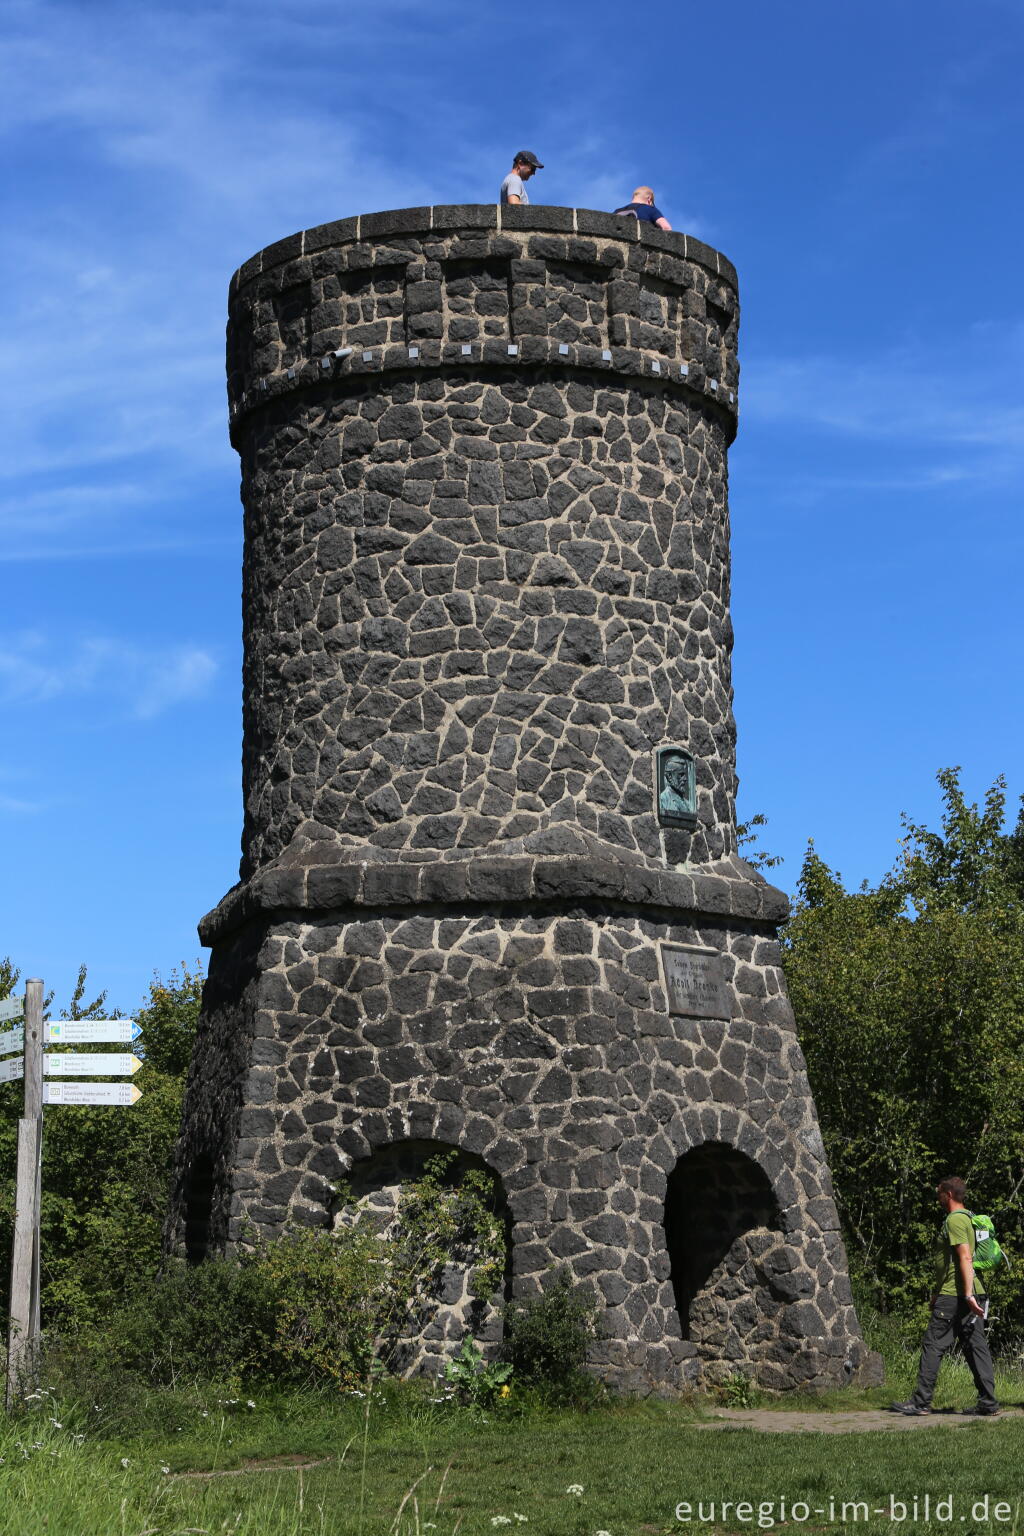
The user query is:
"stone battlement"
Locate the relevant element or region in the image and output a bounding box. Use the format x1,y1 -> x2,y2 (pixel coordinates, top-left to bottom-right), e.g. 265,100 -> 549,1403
226,206 -> 739,439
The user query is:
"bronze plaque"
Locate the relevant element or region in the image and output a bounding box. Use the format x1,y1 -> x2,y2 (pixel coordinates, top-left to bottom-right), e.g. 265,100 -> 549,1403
661,944 -> 731,1019
655,745 -> 697,830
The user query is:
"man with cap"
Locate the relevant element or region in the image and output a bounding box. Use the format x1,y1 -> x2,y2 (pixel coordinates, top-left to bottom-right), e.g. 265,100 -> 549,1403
500,151 -> 543,205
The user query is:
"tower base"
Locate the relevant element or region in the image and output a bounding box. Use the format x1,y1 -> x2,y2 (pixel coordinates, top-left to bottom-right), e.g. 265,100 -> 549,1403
168,848 -> 882,1394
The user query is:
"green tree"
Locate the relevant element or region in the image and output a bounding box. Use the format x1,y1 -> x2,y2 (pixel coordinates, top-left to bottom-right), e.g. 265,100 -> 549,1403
0,964 -> 204,1332
784,771 -> 1024,1327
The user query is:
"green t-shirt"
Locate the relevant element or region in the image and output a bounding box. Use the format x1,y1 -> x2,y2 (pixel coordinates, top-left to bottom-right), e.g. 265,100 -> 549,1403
934,1210 -> 985,1297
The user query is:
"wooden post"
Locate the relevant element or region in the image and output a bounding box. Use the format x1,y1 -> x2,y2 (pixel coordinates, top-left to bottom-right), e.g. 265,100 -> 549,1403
6,979 -> 43,1409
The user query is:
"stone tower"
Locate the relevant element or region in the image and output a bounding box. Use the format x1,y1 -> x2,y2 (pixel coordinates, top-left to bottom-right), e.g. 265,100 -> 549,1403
169,204 -> 879,1393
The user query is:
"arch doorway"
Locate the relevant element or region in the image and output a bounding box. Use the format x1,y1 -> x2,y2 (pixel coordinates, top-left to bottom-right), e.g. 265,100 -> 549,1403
664,1142 -> 782,1384
334,1139 -> 512,1377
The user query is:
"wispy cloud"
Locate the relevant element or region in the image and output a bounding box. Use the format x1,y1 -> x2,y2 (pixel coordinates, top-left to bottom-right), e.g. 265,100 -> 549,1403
0,632 -> 217,719
742,323 -> 1024,492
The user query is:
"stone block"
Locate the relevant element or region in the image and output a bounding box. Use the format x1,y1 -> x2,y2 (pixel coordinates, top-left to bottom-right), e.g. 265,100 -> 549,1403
362,864 -> 421,905
638,224 -> 688,257
304,217 -> 359,253
360,207 -> 432,239
431,204 -> 498,230
501,204 -> 574,233
261,231 -> 304,269
307,864 -> 362,907
576,209 -> 636,241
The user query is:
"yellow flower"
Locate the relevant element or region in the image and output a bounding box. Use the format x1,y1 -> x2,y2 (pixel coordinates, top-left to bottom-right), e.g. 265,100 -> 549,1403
499,1384 -> 511,1399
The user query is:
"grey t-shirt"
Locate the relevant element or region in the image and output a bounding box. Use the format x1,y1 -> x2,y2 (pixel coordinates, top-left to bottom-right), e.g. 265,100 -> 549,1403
500,171 -> 528,205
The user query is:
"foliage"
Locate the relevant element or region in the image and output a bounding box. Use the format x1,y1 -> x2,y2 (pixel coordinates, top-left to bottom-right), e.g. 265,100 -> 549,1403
736,812 -> 783,872
784,769 -> 1024,1327
253,1224 -> 405,1388
60,963 -> 110,1022
255,1153 -> 507,1387
376,1150 -> 508,1305
719,1371 -> 759,1408
500,1269 -> 600,1398
0,965 -> 203,1330
81,1252 -> 280,1389
443,1336 -> 513,1407
43,1148 -> 510,1392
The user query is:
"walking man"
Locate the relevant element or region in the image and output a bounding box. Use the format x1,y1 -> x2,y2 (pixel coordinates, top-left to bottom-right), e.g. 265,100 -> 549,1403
613,187 -> 672,230
500,151 -> 543,205
891,1176 -> 999,1416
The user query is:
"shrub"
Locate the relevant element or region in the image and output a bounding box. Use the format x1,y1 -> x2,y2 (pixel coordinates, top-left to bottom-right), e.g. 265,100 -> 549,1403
500,1269 -> 599,1395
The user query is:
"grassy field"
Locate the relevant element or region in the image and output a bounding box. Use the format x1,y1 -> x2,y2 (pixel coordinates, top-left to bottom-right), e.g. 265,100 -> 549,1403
2,1338 -> 1021,1536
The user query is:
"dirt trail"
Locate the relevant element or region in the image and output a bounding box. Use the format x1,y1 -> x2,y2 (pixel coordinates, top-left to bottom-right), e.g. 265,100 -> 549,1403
699,1408 -> 1016,1433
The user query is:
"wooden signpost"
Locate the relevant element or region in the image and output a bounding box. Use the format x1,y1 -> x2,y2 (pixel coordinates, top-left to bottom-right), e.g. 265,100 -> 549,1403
4,983 -> 143,1409
6,980 -> 41,1411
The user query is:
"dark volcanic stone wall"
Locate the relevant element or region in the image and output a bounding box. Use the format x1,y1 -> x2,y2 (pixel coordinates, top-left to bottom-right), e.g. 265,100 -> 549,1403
169,206 -> 880,1394
238,377 -> 736,875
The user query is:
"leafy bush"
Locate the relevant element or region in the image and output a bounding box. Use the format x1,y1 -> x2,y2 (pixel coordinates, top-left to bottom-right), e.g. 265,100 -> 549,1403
360,1150 -> 508,1309
102,1253 -> 280,1386
786,770 -> 1024,1328
500,1269 -> 599,1396
44,1150 -> 510,1393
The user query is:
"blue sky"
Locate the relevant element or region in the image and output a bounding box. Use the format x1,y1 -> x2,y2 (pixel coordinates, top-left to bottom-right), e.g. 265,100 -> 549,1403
2,0 -> 1022,1014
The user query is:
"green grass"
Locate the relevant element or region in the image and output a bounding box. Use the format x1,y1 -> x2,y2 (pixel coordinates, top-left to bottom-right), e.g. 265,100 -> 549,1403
2,1370 -> 1022,1536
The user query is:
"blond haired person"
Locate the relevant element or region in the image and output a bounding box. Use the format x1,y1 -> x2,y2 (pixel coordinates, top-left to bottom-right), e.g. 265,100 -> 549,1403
613,187 -> 671,231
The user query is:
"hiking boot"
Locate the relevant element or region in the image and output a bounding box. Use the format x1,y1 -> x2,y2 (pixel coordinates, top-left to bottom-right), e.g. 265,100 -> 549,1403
889,1401 -> 931,1415
961,1404 -> 1000,1417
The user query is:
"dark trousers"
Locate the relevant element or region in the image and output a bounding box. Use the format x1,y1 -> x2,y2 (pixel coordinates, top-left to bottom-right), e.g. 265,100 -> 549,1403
911,1296 -> 998,1409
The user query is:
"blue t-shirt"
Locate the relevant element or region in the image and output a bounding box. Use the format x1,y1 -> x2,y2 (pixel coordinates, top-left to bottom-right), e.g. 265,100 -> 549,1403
614,201 -> 665,224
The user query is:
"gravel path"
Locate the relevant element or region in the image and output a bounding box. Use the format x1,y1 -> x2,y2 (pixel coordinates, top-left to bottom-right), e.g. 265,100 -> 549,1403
698,1408 -> 1016,1433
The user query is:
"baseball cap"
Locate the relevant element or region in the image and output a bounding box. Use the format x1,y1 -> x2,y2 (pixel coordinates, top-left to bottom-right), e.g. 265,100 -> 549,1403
515,150 -> 544,168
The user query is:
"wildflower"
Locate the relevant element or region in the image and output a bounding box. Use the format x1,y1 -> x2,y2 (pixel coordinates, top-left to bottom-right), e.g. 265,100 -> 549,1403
491,1520 -> 512,1528
49,1419 -> 63,1429
161,1466 -> 171,1475
23,1393 -> 42,1402
499,1384 -> 512,1399
246,1400 -> 256,1409
120,1457 -> 130,1468
513,1516 -> 528,1524
596,1530 -> 613,1535
566,1485 -> 584,1496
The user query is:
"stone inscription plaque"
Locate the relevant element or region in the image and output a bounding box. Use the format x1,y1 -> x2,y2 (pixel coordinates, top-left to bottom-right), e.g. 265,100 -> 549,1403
661,944 -> 731,1020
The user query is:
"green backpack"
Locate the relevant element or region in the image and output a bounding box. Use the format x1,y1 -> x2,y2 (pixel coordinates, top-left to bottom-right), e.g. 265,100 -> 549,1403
967,1212 -> 1008,1274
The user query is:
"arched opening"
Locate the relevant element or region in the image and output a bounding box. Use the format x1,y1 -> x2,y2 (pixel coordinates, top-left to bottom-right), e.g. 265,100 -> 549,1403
664,1142 -> 782,1383
333,1139 -> 512,1377
183,1151 -> 216,1264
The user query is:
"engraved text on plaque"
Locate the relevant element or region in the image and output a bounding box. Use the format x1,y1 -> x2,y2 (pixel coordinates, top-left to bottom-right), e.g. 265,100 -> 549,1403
661,944 -> 731,1019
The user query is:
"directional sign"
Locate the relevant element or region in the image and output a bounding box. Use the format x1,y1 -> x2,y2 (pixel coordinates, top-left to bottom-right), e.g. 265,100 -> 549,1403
44,1053 -> 141,1077
45,1021 -> 140,1045
43,1082 -> 142,1107
0,996 -> 24,1023
0,1027 -> 23,1057
0,1057 -> 24,1084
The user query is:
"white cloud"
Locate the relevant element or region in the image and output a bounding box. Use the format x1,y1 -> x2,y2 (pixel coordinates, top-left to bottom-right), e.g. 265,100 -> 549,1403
742,336 -> 1024,458
0,632 -> 218,718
